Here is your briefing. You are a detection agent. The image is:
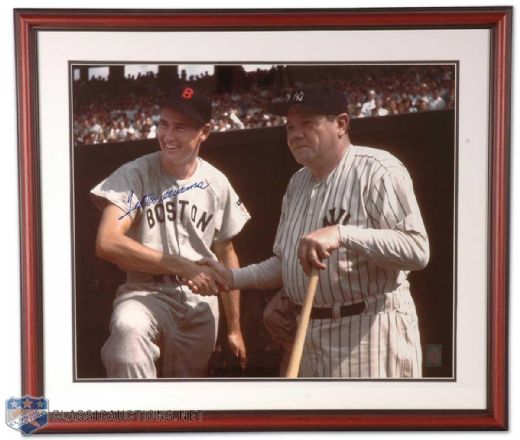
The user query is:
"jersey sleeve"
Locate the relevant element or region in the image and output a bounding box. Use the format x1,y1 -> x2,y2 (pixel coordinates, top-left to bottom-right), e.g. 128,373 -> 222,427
90,162 -> 144,222
367,165 -> 426,235
212,177 -> 251,242
232,255 -> 283,290
339,162 -> 429,271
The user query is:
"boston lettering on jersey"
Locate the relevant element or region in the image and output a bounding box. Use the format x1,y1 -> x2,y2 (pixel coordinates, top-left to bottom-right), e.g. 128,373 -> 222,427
322,207 -> 351,227
145,200 -> 213,232
118,180 -> 209,221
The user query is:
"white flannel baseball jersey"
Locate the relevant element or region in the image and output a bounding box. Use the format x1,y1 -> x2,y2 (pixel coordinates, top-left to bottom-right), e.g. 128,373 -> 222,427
90,152 -> 250,378
91,151 -> 250,300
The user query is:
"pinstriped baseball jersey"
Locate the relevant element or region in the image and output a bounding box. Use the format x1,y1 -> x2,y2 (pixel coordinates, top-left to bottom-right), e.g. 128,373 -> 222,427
273,144 -> 427,377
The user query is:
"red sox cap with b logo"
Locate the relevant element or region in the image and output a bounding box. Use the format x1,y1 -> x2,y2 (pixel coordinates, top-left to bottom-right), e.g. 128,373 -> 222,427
164,85 -> 213,126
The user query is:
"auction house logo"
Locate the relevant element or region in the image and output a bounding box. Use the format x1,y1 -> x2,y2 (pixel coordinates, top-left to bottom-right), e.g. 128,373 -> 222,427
6,396 -> 48,435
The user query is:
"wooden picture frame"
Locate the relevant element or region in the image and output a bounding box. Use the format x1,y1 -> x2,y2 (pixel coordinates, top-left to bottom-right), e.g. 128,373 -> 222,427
14,8 -> 510,432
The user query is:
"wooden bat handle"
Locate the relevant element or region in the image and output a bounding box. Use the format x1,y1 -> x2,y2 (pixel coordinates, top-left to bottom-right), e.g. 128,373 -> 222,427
285,268 -> 319,378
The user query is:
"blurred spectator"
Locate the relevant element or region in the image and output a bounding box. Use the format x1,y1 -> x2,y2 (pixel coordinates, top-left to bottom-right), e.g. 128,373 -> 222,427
351,102 -> 365,119
399,97 -> 417,114
106,120 -> 119,142
88,116 -> 103,143
417,83 -> 432,105
372,98 -> 388,117
430,88 -> 446,110
361,89 -> 377,117
387,99 -> 399,115
116,121 -> 128,141
417,97 -> 431,112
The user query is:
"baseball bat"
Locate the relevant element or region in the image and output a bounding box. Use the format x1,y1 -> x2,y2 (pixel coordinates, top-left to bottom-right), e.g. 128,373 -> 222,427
285,268 -> 319,378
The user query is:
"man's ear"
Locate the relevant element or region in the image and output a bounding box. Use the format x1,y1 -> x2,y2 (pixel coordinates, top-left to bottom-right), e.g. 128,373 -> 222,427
336,113 -> 350,137
199,123 -> 212,142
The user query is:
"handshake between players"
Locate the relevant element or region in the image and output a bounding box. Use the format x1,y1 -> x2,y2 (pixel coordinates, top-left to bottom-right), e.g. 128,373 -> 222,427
181,258 -> 234,296
183,224 -> 343,296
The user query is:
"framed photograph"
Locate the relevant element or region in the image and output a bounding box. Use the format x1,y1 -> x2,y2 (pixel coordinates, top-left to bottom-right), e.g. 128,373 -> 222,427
14,8 -> 510,433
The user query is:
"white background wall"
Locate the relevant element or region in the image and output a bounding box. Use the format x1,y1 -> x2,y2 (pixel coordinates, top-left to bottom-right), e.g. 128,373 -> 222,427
0,0 -> 516,439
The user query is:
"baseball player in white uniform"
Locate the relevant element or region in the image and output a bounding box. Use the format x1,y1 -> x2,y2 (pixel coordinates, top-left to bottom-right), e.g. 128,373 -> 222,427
91,85 -> 250,378
197,83 -> 429,378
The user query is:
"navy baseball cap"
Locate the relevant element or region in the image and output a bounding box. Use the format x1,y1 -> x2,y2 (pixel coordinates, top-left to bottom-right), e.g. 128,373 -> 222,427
270,83 -> 348,116
163,85 -> 213,126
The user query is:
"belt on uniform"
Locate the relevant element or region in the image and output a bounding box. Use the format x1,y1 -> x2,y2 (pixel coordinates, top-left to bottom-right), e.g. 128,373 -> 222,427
152,274 -> 180,284
292,301 -> 366,320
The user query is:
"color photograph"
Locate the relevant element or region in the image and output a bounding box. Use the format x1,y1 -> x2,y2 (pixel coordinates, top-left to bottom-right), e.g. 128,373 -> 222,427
72,63 -> 457,380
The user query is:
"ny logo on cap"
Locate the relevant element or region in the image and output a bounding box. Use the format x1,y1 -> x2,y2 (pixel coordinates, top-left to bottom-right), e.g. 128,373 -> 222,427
292,91 -> 304,102
182,87 -> 194,100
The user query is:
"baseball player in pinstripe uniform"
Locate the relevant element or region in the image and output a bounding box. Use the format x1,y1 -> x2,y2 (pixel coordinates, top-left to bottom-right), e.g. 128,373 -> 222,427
91,85 -> 250,378
195,83 -> 429,378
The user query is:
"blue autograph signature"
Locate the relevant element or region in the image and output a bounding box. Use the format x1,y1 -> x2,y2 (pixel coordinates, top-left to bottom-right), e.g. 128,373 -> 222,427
118,180 -> 210,220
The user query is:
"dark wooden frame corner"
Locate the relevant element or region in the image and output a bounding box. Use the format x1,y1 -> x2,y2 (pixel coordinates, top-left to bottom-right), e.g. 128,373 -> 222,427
15,7 -> 511,432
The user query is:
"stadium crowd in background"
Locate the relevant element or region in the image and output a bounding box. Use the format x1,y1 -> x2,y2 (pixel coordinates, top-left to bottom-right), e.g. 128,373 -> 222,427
73,65 -> 455,146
